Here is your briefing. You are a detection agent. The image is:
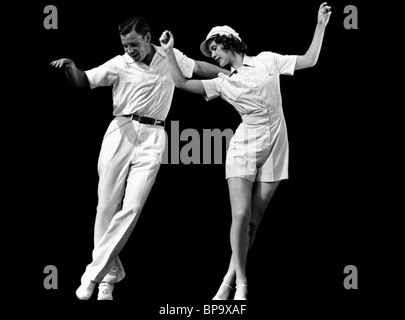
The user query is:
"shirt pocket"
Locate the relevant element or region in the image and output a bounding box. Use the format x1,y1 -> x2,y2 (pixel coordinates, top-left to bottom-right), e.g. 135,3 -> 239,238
259,66 -> 276,87
267,65 -> 275,78
222,78 -> 245,101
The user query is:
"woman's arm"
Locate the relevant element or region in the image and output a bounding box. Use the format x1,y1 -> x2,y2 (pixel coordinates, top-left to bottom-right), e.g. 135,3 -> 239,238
295,2 -> 332,70
160,31 -> 206,95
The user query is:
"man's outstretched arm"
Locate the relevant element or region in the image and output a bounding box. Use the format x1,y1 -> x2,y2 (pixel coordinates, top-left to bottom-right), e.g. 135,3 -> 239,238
193,60 -> 230,78
49,58 -> 90,88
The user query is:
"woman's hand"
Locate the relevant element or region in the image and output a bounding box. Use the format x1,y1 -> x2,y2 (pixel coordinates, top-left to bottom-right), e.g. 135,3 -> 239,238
318,2 -> 332,27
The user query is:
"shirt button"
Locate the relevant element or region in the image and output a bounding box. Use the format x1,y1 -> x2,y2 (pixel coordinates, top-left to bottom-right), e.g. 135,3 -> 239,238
256,91 -> 260,95
253,83 -> 257,88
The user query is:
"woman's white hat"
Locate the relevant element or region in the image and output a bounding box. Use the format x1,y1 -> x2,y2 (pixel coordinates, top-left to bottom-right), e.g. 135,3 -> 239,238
200,25 -> 241,57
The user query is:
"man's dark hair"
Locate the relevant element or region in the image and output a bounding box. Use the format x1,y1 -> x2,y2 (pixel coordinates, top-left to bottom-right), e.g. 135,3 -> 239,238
213,34 -> 248,55
118,16 -> 151,37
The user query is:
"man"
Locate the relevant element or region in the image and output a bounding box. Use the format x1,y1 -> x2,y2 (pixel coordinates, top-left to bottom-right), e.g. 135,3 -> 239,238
50,15 -> 226,300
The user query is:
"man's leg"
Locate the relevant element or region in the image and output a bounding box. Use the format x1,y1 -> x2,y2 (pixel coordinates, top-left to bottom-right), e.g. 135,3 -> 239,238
76,118 -> 134,299
78,121 -> 165,299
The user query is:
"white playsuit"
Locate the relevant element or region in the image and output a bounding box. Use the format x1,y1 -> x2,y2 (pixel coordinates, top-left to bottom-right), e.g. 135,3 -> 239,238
201,52 -> 297,182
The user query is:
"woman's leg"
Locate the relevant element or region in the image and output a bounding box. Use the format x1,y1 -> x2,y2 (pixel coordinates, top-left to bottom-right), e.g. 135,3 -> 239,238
248,181 -> 280,249
213,180 -> 280,299
212,255 -> 236,300
234,180 -> 280,299
227,177 -> 254,298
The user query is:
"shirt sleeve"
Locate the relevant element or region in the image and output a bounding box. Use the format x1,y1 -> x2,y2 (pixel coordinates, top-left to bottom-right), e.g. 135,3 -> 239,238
201,76 -> 223,101
84,56 -> 120,89
173,48 -> 195,79
257,51 -> 297,76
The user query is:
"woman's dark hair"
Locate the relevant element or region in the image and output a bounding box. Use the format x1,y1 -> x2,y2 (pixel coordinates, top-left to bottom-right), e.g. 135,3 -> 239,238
118,16 -> 150,37
213,34 -> 248,55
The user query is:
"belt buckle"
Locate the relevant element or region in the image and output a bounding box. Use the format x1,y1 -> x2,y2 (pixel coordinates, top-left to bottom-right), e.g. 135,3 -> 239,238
152,118 -> 157,126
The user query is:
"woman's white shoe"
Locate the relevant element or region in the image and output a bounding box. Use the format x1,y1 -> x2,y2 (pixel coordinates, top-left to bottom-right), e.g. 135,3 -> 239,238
234,283 -> 247,300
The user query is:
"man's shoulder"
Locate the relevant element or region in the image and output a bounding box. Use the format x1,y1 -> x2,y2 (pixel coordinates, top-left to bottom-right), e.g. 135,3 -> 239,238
93,54 -> 129,68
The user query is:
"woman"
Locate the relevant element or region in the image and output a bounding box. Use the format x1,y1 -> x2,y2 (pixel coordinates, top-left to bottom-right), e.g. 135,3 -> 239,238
160,3 -> 331,300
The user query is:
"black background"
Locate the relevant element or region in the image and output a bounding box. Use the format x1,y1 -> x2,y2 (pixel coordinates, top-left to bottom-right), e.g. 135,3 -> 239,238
1,0 -> 404,317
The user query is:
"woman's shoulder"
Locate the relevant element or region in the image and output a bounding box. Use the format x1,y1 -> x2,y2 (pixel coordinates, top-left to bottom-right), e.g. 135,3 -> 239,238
255,51 -> 276,61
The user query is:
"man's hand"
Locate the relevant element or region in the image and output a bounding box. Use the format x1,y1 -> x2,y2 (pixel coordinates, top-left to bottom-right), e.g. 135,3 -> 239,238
49,58 -> 89,87
49,58 -> 74,68
318,2 -> 332,26
159,30 -> 174,52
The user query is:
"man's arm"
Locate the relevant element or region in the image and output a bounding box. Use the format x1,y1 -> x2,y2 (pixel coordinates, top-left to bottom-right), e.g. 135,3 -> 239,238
49,58 -> 90,88
295,2 -> 332,70
160,31 -> 206,95
193,60 -> 230,78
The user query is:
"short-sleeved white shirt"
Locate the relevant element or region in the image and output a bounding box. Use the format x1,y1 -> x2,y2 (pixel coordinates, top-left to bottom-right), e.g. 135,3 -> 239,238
85,45 -> 195,120
201,52 -> 297,124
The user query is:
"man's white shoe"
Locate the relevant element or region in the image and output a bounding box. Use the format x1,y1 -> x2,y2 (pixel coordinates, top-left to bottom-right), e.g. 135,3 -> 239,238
76,280 -> 97,300
97,282 -> 114,300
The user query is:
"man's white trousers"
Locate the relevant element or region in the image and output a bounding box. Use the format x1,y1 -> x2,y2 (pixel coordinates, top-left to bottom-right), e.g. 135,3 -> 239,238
80,116 -> 166,284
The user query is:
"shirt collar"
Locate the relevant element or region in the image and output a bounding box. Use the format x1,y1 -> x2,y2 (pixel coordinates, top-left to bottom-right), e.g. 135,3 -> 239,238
230,55 -> 255,76
123,52 -> 134,64
153,44 -> 166,58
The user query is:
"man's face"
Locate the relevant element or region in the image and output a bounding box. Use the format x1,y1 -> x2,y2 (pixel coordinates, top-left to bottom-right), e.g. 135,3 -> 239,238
121,30 -> 151,63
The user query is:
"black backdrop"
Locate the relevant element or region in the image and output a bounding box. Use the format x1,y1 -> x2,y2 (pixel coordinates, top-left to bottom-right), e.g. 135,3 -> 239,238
1,0 -> 404,317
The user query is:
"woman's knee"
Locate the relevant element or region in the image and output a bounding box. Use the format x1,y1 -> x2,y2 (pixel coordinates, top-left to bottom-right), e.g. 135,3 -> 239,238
232,209 -> 251,221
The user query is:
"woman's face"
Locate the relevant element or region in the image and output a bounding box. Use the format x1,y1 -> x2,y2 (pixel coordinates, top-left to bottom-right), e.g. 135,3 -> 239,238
207,39 -> 232,67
